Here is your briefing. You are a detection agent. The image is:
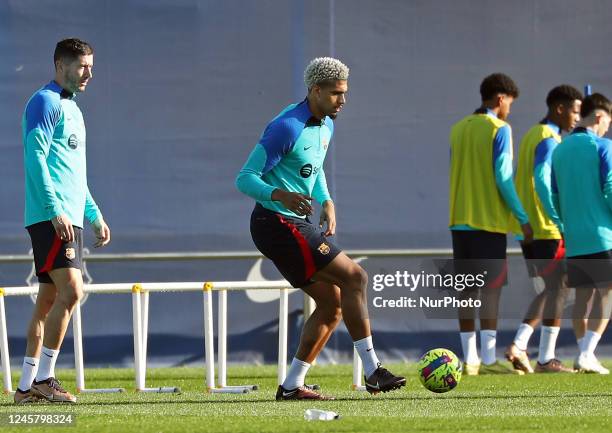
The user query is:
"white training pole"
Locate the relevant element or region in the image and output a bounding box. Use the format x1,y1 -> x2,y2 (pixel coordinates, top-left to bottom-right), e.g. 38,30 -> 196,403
218,289 -> 227,388
70,293 -> 125,394
72,302 -> 86,392
204,284 -> 243,393
277,288 -> 288,386
134,289 -> 179,394
203,283 -> 216,392
352,347 -> 366,391
132,284 -> 144,391
0,290 -> 13,394
215,289 -> 257,393
141,291 -> 149,375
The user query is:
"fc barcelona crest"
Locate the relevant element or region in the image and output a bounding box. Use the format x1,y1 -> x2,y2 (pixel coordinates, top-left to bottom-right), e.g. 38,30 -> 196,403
317,243 -> 330,255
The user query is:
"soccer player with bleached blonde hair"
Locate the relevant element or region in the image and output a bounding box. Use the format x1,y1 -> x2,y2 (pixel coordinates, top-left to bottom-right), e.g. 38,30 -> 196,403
236,57 -> 405,400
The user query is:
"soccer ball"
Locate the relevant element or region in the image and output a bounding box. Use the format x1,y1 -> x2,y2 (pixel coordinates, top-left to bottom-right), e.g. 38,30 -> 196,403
416,348 -> 462,393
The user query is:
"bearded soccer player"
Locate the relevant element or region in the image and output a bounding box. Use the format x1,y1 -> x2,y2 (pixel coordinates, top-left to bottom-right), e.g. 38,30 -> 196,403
505,85 -> 582,374
14,38 -> 111,404
551,93 -> 612,374
449,73 -> 533,375
236,57 -> 405,400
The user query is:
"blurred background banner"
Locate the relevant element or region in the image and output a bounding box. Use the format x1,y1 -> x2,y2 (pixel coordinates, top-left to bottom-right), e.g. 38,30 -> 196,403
1,0 -> 611,366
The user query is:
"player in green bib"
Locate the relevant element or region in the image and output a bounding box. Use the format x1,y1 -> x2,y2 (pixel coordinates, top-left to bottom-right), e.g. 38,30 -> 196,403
505,85 -> 582,374
449,73 -> 533,375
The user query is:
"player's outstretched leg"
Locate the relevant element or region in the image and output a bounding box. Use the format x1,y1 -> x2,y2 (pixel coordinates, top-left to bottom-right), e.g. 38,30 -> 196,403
276,282 -> 341,401
314,253 -> 406,394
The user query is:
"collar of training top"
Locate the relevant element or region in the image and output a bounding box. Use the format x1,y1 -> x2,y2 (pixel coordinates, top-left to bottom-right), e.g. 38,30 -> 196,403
49,80 -> 76,100
539,118 -> 561,135
571,126 -> 595,136
300,98 -> 325,127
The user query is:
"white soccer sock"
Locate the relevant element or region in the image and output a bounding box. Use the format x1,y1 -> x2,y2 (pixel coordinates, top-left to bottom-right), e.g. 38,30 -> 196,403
480,330 -> 497,365
538,326 -> 560,364
513,323 -> 534,351
18,357 -> 39,391
577,337 -> 585,352
35,346 -> 59,382
581,330 -> 601,357
460,331 -> 479,365
281,358 -> 311,390
354,336 -> 380,378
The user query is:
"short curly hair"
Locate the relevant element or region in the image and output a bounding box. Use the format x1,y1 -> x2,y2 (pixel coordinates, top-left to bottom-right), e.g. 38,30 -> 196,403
546,85 -> 583,108
304,57 -> 349,89
479,73 -> 519,101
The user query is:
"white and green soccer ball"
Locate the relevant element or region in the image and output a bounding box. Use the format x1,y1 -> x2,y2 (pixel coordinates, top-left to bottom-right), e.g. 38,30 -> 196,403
416,348 -> 462,393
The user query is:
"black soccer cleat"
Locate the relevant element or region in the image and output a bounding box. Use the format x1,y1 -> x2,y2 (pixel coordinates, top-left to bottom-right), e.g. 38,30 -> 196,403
365,363 -> 406,394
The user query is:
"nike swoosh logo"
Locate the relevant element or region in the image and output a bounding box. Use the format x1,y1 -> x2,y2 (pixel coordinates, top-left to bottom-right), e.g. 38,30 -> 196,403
366,348 -> 373,352
368,381 -> 380,390
43,352 -> 53,358
304,146 -> 312,150
25,362 -> 36,366
36,389 -> 55,399
282,389 -> 298,397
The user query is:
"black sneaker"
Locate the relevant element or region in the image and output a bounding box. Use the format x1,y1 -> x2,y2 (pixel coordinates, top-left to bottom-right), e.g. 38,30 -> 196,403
364,363 -> 406,394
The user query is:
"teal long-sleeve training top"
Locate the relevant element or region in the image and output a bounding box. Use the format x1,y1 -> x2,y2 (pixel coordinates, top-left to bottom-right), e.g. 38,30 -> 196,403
22,81 -> 101,228
236,99 -> 333,218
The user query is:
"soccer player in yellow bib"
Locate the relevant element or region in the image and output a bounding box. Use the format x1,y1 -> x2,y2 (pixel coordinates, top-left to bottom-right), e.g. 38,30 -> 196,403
505,85 -> 582,374
449,73 -> 533,375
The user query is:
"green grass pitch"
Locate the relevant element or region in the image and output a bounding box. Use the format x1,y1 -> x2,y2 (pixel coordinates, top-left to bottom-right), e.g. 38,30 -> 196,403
1,362 -> 612,432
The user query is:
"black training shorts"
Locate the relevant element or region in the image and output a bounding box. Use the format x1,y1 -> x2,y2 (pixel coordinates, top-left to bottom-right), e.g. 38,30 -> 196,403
451,230 -> 508,290
567,249 -> 612,289
520,238 -> 566,278
250,204 -> 341,288
26,220 -> 83,283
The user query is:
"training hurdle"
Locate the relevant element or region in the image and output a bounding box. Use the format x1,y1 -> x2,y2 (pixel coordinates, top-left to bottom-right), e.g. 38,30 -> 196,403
203,281 -> 295,392
130,280 -> 295,393
126,280 -> 296,393
0,284 -> 132,394
0,280 -> 296,395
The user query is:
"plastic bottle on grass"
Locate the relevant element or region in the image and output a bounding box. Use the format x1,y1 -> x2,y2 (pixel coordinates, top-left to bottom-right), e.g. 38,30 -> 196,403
304,409 -> 340,421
